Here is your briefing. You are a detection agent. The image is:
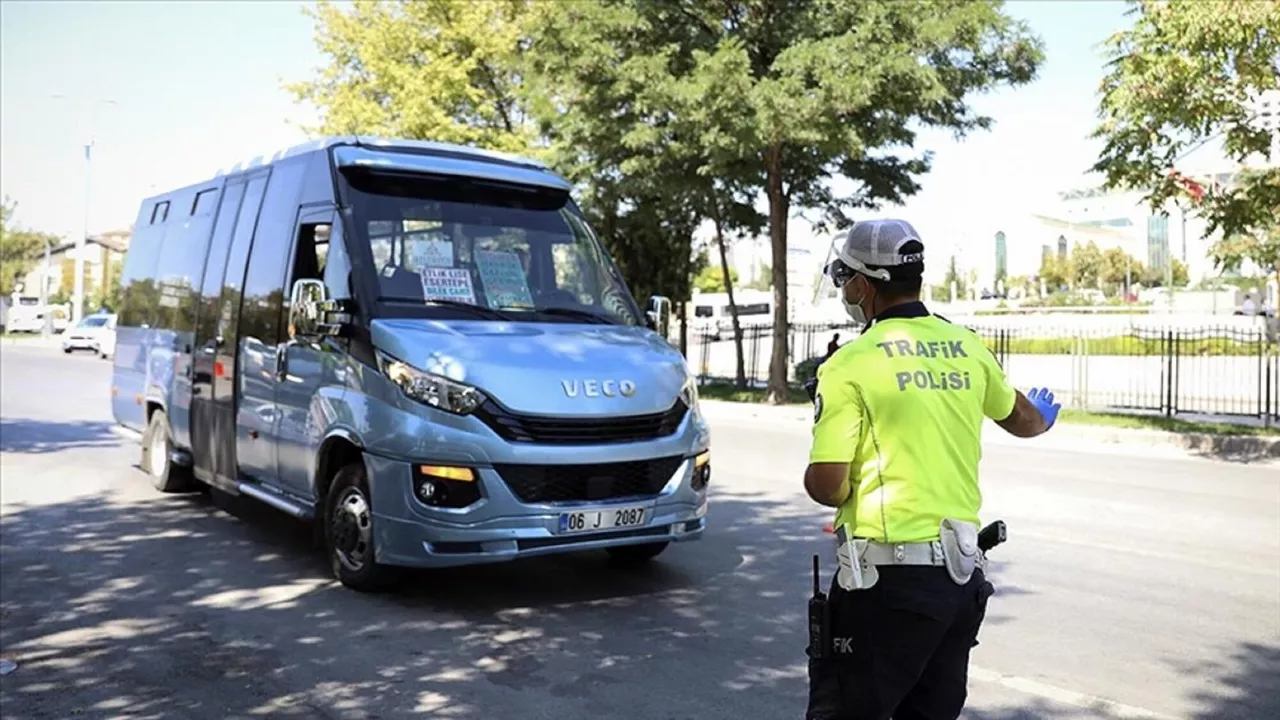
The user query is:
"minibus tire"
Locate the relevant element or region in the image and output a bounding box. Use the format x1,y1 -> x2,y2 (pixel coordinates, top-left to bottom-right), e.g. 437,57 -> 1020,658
325,462 -> 397,592
606,541 -> 670,567
141,410 -> 196,493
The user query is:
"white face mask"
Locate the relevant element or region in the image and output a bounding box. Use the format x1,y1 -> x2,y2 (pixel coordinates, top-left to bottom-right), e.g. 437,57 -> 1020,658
841,281 -> 868,326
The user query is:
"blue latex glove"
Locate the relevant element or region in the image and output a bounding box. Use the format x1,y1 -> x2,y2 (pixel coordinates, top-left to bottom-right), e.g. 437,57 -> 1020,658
1027,387 -> 1060,429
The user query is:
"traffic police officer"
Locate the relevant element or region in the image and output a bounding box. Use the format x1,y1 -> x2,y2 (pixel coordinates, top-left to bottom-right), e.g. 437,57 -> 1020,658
803,219 -> 1060,720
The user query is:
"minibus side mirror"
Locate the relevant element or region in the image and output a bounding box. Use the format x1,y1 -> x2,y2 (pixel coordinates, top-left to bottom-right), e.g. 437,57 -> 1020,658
288,279 -> 327,340
645,295 -> 672,338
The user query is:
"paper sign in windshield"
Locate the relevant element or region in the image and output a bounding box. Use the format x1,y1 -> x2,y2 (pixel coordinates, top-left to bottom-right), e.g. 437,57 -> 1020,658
420,268 -> 476,304
475,250 -> 534,308
410,239 -> 454,268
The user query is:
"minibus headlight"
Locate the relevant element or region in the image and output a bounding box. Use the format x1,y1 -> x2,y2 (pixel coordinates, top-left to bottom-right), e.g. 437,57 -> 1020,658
378,352 -> 485,416
679,375 -> 700,409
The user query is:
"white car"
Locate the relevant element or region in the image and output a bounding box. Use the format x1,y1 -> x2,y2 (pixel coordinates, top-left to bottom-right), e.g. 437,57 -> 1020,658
61,313 -> 117,358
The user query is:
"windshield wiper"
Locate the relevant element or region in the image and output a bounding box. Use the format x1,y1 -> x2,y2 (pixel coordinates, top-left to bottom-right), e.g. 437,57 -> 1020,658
383,297 -> 515,321
534,307 -> 617,325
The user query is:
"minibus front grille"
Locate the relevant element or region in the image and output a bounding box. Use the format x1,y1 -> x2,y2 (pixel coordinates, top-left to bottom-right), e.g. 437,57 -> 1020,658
494,455 -> 686,504
474,400 -> 688,445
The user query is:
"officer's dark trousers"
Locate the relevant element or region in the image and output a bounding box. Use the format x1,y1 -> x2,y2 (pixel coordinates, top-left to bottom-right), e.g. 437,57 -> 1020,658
806,565 -> 994,720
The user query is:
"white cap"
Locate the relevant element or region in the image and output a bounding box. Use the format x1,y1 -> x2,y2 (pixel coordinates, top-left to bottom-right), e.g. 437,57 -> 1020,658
832,219 -> 925,281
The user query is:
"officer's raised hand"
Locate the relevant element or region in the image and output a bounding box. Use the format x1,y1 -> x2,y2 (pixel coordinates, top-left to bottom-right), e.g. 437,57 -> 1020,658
994,386 -> 1060,437
1027,387 -> 1060,429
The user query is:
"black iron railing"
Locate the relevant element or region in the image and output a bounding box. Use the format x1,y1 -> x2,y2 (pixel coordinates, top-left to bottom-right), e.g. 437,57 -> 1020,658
686,320 -> 1278,426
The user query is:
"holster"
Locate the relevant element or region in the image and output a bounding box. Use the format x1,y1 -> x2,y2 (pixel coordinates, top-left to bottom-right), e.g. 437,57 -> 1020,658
834,524 -> 879,591
938,517 -> 984,585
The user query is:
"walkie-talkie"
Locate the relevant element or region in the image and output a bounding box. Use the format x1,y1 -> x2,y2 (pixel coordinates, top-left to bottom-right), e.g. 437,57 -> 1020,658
807,554 -> 830,659
978,520 -> 1008,552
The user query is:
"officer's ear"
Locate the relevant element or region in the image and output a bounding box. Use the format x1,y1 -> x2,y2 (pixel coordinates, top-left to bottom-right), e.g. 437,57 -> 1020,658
850,273 -> 870,299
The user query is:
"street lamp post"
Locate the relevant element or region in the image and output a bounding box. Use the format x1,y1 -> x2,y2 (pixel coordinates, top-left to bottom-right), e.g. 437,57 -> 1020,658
40,237 -> 53,337
51,94 -> 116,323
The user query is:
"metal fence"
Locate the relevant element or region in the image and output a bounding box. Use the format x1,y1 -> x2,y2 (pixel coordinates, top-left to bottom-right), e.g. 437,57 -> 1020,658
687,321 -> 1279,426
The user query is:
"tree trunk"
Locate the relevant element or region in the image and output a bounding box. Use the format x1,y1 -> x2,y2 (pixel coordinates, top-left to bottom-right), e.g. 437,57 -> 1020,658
678,300 -> 688,359
710,199 -> 747,388
764,143 -> 790,405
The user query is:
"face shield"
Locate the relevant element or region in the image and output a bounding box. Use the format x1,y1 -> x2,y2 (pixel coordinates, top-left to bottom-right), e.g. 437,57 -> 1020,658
812,230 -> 891,304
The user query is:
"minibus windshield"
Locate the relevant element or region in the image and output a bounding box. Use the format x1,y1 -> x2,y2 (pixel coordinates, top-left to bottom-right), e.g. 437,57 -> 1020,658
342,170 -> 643,326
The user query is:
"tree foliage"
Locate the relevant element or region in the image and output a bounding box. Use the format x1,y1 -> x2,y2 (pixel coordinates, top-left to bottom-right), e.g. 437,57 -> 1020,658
292,0 -> 1044,402
1211,225 -> 1280,291
693,263 -> 739,294
287,0 -> 536,155
1039,239 -> 1185,295
527,0 -> 1044,402
0,198 -> 58,298
1090,0 -> 1280,244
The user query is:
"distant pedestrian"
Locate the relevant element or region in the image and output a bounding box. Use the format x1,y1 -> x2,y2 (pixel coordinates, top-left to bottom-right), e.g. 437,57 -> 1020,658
826,333 -> 841,358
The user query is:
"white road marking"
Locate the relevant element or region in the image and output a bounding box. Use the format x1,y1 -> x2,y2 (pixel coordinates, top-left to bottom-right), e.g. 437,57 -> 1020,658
969,666 -> 1180,719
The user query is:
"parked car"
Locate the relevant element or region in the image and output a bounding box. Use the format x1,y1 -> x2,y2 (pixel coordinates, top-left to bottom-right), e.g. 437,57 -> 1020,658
61,313 -> 117,357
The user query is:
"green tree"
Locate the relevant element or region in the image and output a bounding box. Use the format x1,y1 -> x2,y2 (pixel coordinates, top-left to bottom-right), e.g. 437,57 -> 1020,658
693,262 -> 739,293
529,0 -> 1043,402
288,0 -> 537,155
89,257 -> 124,312
1038,252 -> 1069,292
523,1 -> 766,384
679,2 -> 1044,402
1090,0 -> 1280,245
0,198 -> 58,298
1138,257 -> 1189,288
1100,246 -> 1143,294
1068,240 -> 1105,289
1211,226 -> 1280,288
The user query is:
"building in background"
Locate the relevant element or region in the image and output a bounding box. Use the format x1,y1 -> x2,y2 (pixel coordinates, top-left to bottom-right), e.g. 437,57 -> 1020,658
19,228 -> 130,306
994,231 -> 1007,289
1247,89 -> 1279,165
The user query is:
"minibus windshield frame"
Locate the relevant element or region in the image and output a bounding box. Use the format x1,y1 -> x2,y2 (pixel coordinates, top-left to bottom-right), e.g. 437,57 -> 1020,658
337,167 -> 644,327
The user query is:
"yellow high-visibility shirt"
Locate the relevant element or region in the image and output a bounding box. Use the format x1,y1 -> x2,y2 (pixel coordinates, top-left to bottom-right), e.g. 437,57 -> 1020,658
809,302 -> 1016,543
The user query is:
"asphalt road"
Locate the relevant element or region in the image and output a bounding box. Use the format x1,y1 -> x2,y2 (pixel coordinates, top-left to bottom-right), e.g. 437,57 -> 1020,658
1,344 -> 1278,719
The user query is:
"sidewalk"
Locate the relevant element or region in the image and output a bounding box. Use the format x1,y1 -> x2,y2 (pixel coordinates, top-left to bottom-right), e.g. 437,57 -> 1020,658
0,334 -> 62,348
698,399 -> 1280,463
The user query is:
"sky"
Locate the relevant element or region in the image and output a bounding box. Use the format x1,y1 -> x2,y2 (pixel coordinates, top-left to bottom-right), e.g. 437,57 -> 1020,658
1,0 -> 1137,285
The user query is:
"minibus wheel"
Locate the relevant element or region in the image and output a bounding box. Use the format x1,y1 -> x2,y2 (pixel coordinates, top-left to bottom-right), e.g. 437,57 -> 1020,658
325,461 -> 396,592
606,541 -> 670,567
141,410 -> 195,493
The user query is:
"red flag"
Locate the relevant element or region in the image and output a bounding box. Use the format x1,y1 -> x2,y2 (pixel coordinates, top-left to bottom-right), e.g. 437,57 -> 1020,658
1168,169 -> 1206,204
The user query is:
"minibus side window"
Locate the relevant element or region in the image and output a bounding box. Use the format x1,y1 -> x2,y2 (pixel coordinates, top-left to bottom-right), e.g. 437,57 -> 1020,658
289,222 -> 330,286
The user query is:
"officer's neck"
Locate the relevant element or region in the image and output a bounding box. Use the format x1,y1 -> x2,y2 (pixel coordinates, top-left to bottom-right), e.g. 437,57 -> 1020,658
867,295 -> 922,323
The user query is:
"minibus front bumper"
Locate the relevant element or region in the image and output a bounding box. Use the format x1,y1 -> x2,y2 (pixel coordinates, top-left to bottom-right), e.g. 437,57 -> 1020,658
364,452 -> 710,569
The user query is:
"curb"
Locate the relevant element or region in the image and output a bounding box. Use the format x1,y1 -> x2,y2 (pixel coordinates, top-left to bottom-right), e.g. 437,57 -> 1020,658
1057,424 -> 1280,460
698,400 -> 1280,462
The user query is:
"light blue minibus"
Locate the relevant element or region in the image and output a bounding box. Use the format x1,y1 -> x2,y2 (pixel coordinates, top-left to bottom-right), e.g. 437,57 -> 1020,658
110,137 -> 711,591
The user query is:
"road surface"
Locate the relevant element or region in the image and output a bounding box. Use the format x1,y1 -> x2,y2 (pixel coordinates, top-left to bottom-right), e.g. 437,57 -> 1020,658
1,345 -> 1277,719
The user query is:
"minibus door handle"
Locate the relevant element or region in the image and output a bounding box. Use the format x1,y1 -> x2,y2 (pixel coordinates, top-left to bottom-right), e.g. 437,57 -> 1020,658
275,343 -> 289,382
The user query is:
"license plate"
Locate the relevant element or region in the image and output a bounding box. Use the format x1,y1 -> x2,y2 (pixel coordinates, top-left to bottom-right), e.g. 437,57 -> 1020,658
558,505 -> 647,534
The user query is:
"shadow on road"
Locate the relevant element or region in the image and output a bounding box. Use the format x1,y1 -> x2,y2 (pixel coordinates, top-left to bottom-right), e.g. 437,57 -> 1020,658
0,482 -> 820,718
0,418 -> 121,454
1188,441 -> 1280,465
3,471 -> 1269,718
1184,641 -> 1280,719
